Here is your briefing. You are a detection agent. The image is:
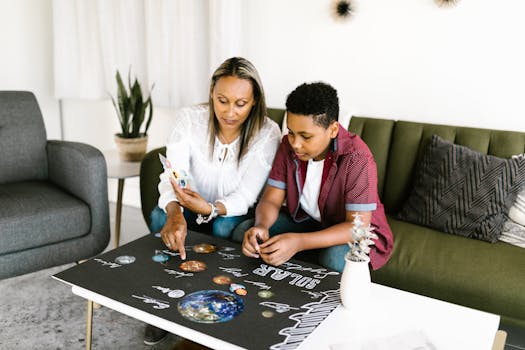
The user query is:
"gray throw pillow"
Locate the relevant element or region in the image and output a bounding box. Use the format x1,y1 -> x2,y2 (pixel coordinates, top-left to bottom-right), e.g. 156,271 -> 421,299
397,135 -> 525,242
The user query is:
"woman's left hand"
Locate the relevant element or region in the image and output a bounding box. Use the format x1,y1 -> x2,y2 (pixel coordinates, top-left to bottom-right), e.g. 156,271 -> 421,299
259,233 -> 302,266
170,178 -> 211,215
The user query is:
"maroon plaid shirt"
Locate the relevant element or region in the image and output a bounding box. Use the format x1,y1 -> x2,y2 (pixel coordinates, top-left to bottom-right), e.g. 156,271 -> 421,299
268,123 -> 393,270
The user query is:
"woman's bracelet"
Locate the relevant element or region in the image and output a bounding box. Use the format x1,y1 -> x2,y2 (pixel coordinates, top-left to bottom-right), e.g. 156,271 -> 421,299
196,202 -> 218,225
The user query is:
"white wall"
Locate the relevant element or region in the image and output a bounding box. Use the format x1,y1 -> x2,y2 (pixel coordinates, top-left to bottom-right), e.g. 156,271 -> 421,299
243,0 -> 525,131
0,0 -> 60,139
2,0 -> 525,209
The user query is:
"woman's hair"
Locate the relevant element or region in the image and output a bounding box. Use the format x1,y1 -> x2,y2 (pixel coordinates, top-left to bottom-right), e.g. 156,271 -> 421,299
208,57 -> 267,162
285,82 -> 339,129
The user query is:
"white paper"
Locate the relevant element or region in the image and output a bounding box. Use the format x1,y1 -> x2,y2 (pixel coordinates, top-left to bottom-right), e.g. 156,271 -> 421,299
330,330 -> 437,350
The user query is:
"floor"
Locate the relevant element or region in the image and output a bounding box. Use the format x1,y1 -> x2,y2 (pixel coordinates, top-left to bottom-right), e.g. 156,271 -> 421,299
108,202 -> 149,249
500,323 -> 525,350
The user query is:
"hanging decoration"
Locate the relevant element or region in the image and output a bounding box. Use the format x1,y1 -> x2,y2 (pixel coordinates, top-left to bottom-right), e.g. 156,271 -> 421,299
434,0 -> 460,7
331,0 -> 354,21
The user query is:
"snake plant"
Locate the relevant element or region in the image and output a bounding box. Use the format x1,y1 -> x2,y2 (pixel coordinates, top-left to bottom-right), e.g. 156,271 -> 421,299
111,70 -> 153,138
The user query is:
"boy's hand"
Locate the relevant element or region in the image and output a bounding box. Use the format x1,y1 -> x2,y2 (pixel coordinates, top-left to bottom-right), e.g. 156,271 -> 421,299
242,227 -> 269,258
161,216 -> 187,260
259,233 -> 302,266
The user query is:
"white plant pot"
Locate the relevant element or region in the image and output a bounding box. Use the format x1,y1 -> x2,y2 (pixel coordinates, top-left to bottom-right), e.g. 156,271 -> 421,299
340,254 -> 371,310
114,134 -> 148,162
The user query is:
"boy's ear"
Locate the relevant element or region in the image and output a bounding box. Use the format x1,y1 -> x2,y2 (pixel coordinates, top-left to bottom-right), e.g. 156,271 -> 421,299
329,121 -> 339,138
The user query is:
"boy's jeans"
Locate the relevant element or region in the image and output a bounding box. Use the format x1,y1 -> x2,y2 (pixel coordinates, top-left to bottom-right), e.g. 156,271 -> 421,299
231,210 -> 350,272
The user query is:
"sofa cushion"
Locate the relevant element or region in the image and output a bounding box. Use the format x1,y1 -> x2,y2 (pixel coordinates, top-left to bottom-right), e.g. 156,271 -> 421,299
0,181 -> 91,255
0,92 -> 48,184
348,116 -> 395,199
397,135 -> 525,242
372,216 -> 525,328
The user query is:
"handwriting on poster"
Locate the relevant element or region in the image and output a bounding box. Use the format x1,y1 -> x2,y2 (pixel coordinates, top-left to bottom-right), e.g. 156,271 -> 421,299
132,294 -> 170,309
280,262 -> 340,279
252,264 -> 321,290
94,258 -> 121,269
218,267 -> 249,277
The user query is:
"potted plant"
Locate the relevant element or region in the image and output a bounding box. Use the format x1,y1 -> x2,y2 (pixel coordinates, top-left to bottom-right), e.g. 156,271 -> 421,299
111,69 -> 153,161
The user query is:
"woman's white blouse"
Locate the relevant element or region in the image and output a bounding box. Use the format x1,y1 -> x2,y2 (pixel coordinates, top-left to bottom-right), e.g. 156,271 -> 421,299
158,104 -> 281,216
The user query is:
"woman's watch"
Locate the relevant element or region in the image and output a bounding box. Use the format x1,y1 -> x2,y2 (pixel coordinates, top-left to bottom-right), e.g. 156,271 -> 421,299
196,202 -> 219,225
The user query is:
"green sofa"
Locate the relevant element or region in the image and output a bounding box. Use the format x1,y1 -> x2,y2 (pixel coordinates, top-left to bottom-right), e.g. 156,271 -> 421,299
139,109 -> 525,329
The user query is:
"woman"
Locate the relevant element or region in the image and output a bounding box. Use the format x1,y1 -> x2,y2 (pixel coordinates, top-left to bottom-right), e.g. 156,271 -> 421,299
152,57 -> 281,256
145,57 -> 281,345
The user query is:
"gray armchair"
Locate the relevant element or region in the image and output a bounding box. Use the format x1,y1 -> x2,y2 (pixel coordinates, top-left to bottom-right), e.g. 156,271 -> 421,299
0,91 -> 110,279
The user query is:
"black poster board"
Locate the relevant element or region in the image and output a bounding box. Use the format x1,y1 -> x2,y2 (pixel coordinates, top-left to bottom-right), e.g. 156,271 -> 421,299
54,231 -> 341,350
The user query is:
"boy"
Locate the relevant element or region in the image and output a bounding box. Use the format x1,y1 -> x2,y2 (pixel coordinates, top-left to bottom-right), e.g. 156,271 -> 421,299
239,82 -> 393,271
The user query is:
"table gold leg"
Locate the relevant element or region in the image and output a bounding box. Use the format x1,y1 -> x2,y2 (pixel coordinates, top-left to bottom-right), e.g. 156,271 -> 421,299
114,178 -> 125,248
492,330 -> 507,350
86,299 -> 93,350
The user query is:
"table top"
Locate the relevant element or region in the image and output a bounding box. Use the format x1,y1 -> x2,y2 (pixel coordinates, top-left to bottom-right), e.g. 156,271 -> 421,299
53,231 -> 342,350
299,283 -> 500,350
103,149 -> 141,179
53,231 -> 500,350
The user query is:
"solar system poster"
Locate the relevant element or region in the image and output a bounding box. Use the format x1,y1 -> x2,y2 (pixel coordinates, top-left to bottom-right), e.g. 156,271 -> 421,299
54,231 -> 342,349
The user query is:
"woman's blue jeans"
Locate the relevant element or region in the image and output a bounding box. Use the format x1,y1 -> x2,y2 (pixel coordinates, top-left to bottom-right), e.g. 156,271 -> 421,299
149,206 -> 250,239
231,210 -> 349,272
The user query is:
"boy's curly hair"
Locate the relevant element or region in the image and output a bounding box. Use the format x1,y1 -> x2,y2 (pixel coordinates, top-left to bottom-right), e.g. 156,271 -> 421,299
285,82 -> 339,129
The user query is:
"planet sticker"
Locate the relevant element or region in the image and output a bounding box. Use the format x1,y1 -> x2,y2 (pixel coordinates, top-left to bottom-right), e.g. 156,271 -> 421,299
213,275 -> 232,285
229,283 -> 247,295
262,310 -> 275,318
115,255 -> 136,264
179,260 -> 207,272
152,253 -> 169,263
234,288 -> 247,296
192,243 -> 217,253
257,290 -> 274,299
168,289 -> 185,298
177,290 -> 244,323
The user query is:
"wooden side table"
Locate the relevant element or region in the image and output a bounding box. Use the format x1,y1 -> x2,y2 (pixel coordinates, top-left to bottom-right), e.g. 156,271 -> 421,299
103,150 -> 141,248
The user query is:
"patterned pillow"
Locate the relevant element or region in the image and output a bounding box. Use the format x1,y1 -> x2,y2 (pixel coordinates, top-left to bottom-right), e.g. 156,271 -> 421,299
397,135 -> 525,242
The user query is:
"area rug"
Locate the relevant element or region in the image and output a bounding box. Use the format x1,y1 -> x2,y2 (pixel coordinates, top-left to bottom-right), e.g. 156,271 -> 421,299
0,264 -> 179,349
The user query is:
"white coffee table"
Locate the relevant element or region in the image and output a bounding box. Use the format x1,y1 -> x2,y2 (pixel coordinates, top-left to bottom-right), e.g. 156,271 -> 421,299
54,231 -> 500,350
64,282 -> 499,350
298,283 -> 500,350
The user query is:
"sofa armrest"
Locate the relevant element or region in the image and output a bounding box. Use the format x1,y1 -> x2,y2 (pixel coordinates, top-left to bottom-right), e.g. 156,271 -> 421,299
140,147 -> 166,229
46,140 -> 110,243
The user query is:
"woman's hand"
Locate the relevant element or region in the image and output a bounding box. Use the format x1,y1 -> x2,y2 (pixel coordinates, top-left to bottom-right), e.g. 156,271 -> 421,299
242,226 -> 269,258
170,177 -> 210,215
160,211 -> 188,260
259,233 -> 302,266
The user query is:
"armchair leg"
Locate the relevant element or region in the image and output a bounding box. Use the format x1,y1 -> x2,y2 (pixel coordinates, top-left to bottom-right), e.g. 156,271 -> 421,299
86,299 -> 93,350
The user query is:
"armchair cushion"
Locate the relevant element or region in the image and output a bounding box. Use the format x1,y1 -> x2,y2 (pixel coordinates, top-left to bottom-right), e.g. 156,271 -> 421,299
0,181 -> 90,255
